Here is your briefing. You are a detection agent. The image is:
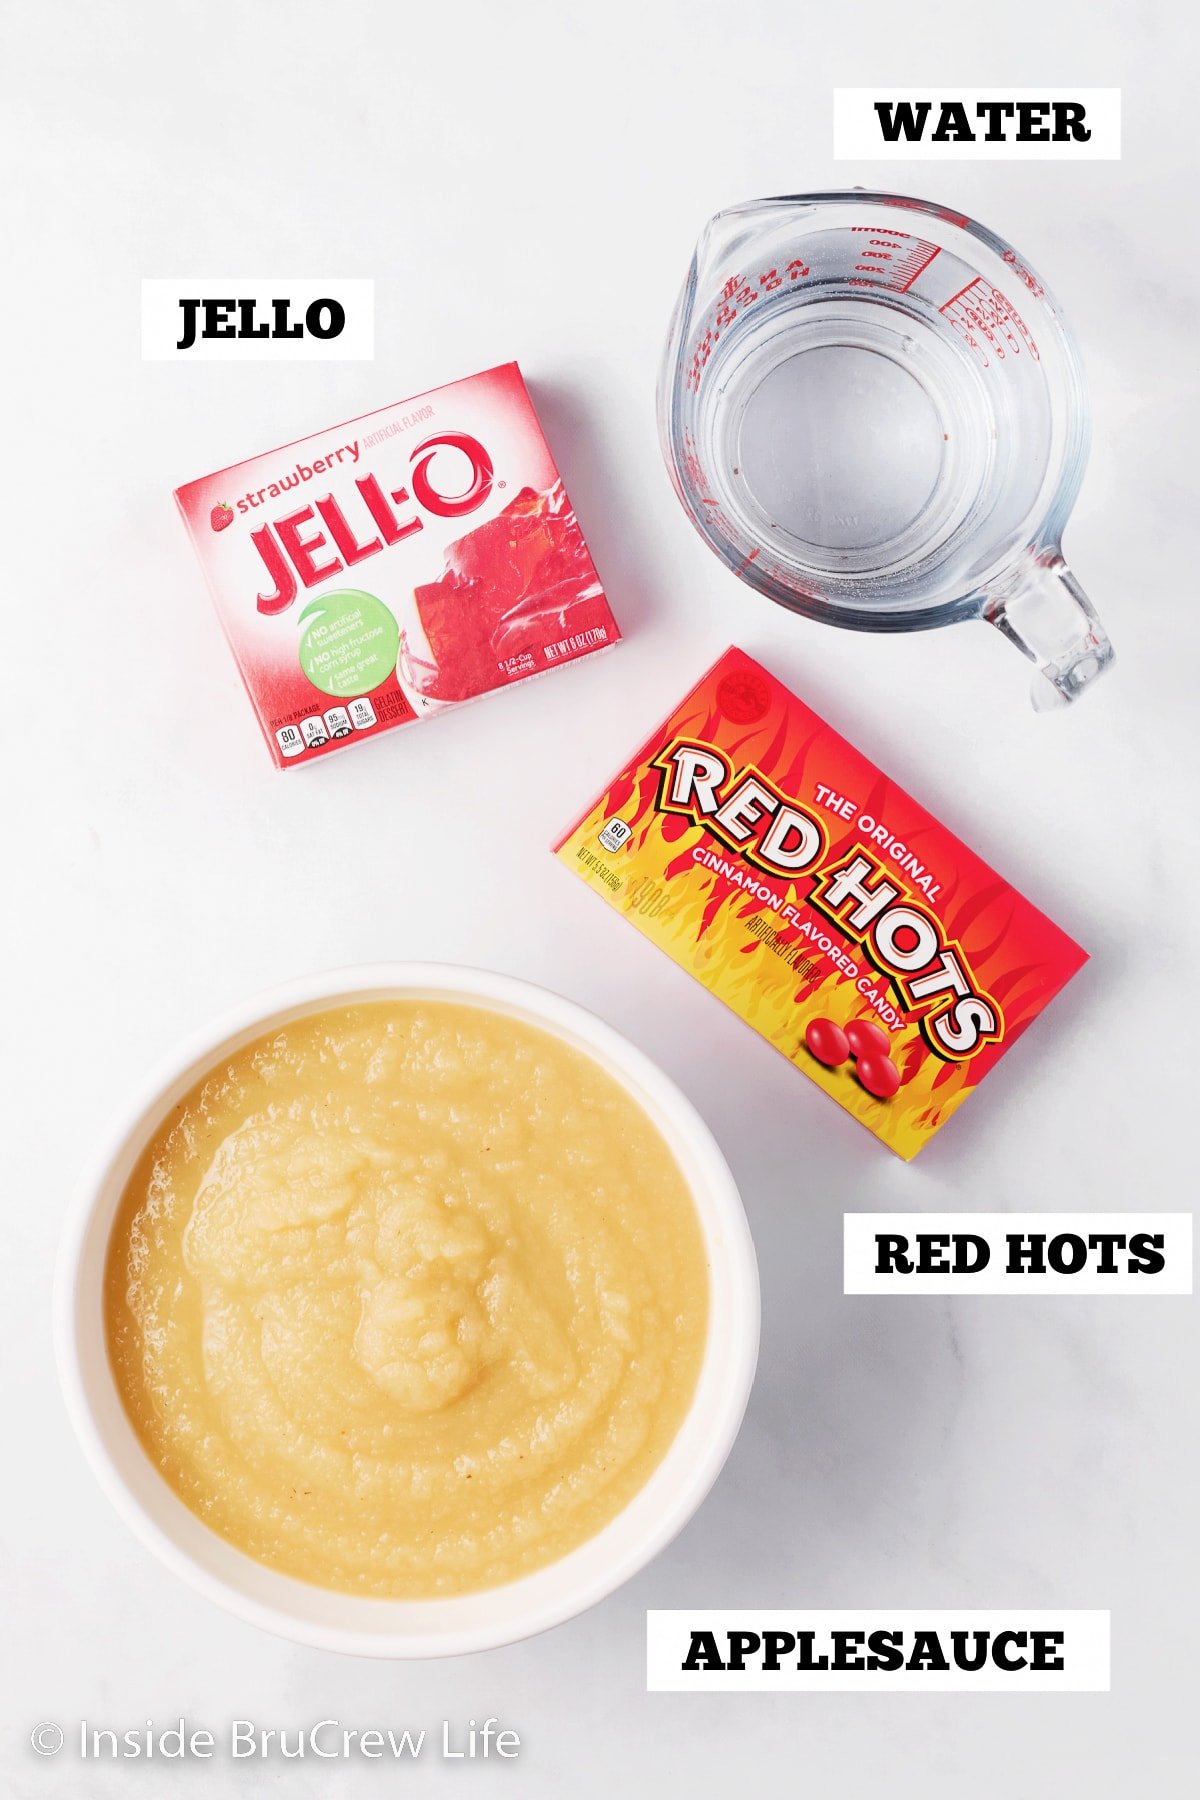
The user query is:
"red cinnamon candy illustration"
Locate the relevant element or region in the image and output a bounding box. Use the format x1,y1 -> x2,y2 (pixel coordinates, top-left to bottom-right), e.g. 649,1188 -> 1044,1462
805,1018 -> 850,1067
845,1018 -> 890,1060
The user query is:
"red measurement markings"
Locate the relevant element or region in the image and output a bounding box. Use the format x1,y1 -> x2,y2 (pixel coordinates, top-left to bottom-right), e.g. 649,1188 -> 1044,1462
940,278 -> 1039,368
891,241 -> 940,292
883,196 -> 970,229
847,230 -> 940,293
686,258 -> 811,391
679,431 -> 740,546
680,431 -> 712,499
1002,248 -> 1045,299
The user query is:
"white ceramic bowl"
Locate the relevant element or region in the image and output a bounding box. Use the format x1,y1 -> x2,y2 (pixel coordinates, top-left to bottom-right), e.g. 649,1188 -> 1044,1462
55,964 -> 760,1658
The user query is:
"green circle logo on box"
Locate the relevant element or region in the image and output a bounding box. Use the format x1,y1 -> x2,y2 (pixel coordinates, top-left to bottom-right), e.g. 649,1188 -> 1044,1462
298,590 -> 400,697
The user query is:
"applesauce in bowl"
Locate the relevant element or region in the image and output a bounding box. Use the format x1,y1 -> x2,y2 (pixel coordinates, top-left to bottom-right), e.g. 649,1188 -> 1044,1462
59,966 -> 758,1654
105,998 -> 708,1598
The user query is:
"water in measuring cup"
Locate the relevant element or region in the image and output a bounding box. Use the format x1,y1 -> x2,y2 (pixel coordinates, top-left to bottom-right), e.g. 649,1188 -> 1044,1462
663,197 -> 1109,705
697,245 -> 1048,607
736,340 -> 958,551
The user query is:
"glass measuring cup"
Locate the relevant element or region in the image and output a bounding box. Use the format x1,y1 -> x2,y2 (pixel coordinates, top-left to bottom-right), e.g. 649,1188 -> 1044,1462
659,190 -> 1113,708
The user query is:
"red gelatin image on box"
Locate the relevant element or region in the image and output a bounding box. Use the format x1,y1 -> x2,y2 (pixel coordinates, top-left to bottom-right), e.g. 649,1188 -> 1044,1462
174,363 -> 619,768
403,481 -> 610,703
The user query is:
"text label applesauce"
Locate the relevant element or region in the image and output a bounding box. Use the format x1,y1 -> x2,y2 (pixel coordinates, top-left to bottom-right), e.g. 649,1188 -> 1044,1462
648,1612 -> 1110,1692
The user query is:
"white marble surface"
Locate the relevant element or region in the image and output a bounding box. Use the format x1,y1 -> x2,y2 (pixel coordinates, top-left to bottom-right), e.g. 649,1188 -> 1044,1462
2,1 -> 1197,1794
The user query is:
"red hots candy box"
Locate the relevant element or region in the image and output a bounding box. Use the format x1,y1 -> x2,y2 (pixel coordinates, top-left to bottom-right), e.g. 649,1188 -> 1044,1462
556,648 -> 1087,1158
175,363 -> 618,767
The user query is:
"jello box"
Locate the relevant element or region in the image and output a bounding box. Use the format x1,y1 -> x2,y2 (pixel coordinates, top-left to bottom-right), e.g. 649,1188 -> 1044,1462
555,648 -> 1087,1159
175,363 -> 618,767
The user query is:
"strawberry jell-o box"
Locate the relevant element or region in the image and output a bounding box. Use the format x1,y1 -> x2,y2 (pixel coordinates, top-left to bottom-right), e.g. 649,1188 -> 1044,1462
175,363 -> 618,767
556,648 -> 1087,1159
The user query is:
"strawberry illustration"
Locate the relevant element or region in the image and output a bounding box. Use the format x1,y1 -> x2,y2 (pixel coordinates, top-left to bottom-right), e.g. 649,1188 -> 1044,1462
210,501 -> 234,533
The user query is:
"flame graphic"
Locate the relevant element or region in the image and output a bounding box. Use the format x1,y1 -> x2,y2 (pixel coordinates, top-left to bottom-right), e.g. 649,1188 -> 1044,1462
556,650 -> 1086,1160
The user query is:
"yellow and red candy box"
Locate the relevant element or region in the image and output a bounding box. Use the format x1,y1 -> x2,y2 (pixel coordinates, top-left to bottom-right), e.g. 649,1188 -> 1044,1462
555,647 -> 1086,1159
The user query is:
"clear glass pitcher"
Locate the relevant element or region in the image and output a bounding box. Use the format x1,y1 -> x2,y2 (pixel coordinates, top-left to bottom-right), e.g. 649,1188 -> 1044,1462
658,190 -> 1114,709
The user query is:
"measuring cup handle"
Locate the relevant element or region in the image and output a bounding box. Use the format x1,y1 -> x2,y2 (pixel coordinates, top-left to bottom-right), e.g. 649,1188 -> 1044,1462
984,553 -> 1114,711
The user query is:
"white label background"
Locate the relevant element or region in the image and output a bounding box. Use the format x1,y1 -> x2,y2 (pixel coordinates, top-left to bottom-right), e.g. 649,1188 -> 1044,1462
141,278 -> 374,361
844,1212 -> 1192,1295
833,88 -> 1121,160
647,1611 -> 1111,1692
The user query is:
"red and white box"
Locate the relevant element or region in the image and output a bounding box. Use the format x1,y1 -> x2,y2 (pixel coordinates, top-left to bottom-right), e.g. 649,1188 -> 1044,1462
175,363 -> 619,768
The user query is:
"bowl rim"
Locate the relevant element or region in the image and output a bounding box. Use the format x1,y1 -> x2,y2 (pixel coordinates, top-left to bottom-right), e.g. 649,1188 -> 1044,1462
54,962 -> 760,1658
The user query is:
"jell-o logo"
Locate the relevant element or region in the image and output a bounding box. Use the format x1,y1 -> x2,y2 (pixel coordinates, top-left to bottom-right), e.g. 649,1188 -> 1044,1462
251,433 -> 495,614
